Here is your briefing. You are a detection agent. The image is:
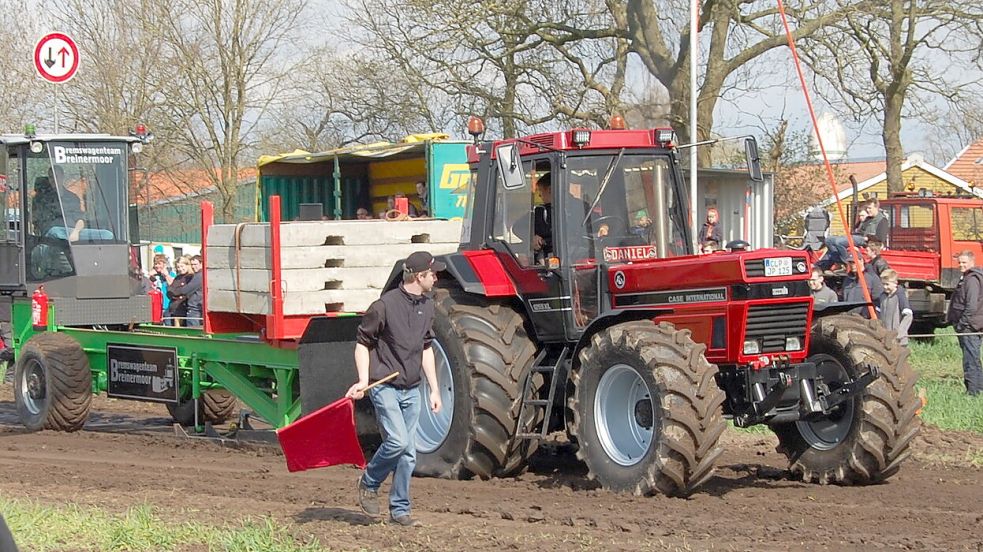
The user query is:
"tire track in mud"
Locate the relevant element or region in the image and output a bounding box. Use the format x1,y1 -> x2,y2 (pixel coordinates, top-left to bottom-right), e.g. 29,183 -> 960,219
1,386 -> 981,551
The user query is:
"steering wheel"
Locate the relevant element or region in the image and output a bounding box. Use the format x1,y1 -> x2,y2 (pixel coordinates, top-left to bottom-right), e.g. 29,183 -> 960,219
592,215 -> 627,237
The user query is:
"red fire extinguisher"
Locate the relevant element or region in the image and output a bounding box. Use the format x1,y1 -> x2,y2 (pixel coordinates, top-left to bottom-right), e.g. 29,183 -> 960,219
32,285 -> 48,331
149,287 -> 163,323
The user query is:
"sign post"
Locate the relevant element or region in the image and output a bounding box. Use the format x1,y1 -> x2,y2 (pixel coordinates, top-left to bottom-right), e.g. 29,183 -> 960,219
33,32 -> 80,133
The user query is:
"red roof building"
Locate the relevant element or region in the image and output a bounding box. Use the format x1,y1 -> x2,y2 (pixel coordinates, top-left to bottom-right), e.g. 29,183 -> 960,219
943,139 -> 983,189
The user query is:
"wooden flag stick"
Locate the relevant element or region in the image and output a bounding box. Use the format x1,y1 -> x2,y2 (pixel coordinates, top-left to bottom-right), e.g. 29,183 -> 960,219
361,372 -> 399,393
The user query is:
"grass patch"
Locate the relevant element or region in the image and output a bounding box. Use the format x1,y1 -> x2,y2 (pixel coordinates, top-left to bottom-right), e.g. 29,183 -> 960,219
908,328 -> 983,433
1,498 -> 323,552
916,378 -> 983,432
728,421 -> 771,435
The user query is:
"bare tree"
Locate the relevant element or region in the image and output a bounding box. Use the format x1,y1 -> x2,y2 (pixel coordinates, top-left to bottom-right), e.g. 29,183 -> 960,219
145,0 -> 308,221
54,0 -> 163,136
0,11 -> 45,132
343,0 -> 630,138
624,0 -> 862,163
801,0 -> 983,192
258,48 -> 456,153
926,97 -> 983,165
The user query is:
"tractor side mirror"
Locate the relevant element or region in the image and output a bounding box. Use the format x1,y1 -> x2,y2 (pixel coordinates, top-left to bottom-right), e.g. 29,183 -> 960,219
495,143 -> 525,190
745,137 -> 763,182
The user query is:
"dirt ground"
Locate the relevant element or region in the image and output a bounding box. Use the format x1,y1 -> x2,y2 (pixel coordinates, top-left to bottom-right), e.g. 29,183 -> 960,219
1,385 -> 981,552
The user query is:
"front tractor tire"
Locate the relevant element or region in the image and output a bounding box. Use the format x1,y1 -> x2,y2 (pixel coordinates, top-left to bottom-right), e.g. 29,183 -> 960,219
569,321 -> 727,497
167,389 -> 237,426
14,332 -> 93,432
414,288 -> 540,479
772,314 -> 921,485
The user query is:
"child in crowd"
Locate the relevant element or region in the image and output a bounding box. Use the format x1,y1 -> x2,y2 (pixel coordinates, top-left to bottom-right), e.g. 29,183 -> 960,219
877,269 -> 913,345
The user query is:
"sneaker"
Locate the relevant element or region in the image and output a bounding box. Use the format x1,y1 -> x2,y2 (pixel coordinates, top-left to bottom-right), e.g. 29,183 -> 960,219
389,514 -> 422,527
0,348 -> 12,363
356,475 -> 380,516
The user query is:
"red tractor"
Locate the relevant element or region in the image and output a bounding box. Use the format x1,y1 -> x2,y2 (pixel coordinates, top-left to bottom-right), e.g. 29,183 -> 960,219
380,123 -> 920,496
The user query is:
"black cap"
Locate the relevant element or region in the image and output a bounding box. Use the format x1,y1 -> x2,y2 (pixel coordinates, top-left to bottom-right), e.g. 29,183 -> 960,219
403,251 -> 446,274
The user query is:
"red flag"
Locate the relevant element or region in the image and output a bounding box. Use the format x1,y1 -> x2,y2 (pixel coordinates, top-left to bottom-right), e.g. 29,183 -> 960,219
276,397 -> 367,472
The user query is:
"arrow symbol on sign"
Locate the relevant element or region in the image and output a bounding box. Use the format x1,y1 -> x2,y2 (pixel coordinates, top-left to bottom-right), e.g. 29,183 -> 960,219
57,47 -> 69,68
44,47 -> 55,68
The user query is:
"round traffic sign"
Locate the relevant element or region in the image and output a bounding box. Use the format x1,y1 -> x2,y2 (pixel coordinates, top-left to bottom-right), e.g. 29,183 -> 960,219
34,32 -> 80,84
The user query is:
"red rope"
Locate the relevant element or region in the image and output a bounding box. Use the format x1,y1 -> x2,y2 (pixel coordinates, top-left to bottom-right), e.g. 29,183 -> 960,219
776,0 -> 876,319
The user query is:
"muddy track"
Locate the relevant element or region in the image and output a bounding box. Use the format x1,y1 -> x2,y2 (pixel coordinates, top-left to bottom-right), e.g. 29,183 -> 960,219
1,386 -> 981,551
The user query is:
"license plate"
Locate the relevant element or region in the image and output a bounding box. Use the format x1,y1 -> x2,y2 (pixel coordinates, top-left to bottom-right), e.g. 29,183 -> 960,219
764,257 -> 793,277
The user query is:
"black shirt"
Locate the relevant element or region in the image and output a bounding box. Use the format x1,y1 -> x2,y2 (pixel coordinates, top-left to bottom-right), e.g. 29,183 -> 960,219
947,268 -> 983,332
356,285 -> 435,389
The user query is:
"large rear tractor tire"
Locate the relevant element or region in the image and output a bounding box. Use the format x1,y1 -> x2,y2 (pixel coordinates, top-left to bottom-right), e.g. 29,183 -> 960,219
569,321 -> 727,496
772,314 -> 921,484
167,389 -> 237,426
414,288 -> 540,479
14,332 -> 92,432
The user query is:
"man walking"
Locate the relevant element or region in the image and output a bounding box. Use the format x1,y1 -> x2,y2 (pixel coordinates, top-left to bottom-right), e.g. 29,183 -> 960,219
346,251 -> 443,526
946,250 -> 983,396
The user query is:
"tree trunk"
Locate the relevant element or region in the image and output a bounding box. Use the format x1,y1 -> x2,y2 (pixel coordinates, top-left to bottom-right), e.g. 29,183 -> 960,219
882,92 -> 905,195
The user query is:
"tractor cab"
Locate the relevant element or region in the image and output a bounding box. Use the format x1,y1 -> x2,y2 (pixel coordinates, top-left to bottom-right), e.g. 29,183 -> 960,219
0,131 -> 152,325
463,126 -> 756,343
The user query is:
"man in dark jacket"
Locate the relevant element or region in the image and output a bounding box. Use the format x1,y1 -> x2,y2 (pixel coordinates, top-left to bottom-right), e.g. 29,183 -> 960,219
864,234 -> 891,276
532,173 -> 553,259
841,257 -> 884,317
818,199 -> 889,270
346,251 -> 443,527
946,250 -> 983,395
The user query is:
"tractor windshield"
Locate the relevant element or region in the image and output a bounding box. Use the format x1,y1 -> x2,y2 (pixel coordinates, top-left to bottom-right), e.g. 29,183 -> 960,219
564,154 -> 689,260
27,141 -> 128,244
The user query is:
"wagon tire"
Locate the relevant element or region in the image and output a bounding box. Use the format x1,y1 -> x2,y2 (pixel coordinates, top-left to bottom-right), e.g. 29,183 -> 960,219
14,332 -> 92,432
167,389 -> 238,426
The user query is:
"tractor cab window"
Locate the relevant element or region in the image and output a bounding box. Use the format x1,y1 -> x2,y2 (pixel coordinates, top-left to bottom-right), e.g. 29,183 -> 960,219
0,150 -> 18,243
561,155 -> 687,262
25,141 -> 128,281
26,142 -> 127,244
492,159 -> 551,267
459,168 -> 478,245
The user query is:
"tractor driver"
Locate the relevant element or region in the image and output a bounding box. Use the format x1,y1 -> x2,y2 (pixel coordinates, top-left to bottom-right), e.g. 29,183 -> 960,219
32,166 -> 85,241
532,172 -> 553,260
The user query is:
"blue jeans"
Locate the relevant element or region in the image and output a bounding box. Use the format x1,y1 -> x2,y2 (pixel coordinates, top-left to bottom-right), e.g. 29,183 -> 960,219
957,334 -> 983,395
362,384 -> 422,517
817,235 -> 865,270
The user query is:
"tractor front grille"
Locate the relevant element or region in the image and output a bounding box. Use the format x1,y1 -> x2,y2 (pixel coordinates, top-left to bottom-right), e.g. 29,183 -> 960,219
745,302 -> 809,352
744,259 -> 766,277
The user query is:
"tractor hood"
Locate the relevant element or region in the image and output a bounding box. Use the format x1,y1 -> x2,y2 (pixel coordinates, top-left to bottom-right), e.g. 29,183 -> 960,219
606,249 -> 811,305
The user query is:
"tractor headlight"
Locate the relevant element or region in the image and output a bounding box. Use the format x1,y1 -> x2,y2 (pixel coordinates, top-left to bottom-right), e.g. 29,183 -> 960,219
572,129 -> 591,147
131,142 -> 143,154
743,340 -> 760,355
785,336 -> 802,351
29,141 -> 44,153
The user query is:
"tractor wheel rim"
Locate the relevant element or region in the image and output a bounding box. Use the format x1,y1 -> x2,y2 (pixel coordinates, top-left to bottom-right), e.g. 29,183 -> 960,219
416,339 -> 455,453
796,355 -> 856,451
19,359 -> 46,416
594,363 -> 653,467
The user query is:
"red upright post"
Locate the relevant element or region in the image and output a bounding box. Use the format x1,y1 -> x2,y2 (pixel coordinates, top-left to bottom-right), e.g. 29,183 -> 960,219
201,201 -> 214,334
268,195 -> 285,341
